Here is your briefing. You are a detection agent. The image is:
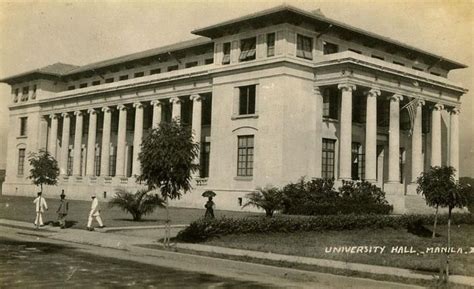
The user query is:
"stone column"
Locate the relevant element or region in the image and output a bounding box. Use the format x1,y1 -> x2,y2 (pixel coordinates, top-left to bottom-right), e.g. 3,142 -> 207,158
190,94 -> 202,167
59,113 -> 71,175
337,83 -> 356,180
430,103 -> 444,167
86,108 -> 98,176
151,100 -> 162,129
132,102 -> 144,176
49,114 -> 59,158
365,88 -> 380,182
100,107 -> 112,177
72,111 -> 83,176
170,97 -> 181,121
115,104 -> 127,177
411,99 -> 425,183
388,94 -> 403,183
449,107 -> 460,179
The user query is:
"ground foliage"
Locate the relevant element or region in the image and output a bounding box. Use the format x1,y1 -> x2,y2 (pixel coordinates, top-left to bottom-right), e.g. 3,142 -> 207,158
108,188 -> 165,221
242,186 -> 283,217
177,213 -> 474,242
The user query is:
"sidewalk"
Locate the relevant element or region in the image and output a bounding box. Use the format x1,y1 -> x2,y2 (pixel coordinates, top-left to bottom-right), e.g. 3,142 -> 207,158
1,218 -> 473,288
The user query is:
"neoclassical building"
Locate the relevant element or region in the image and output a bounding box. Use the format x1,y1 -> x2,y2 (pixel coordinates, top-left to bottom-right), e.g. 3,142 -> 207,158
1,5 -> 467,213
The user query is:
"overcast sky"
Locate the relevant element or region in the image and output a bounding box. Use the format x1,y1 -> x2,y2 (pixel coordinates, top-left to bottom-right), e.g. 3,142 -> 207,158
0,0 -> 472,176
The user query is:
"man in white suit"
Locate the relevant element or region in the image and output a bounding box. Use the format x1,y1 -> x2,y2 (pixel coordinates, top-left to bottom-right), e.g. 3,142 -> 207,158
87,194 -> 105,231
33,192 -> 48,228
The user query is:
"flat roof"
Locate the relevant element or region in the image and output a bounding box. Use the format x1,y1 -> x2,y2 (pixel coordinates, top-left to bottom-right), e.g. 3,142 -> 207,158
192,4 -> 467,70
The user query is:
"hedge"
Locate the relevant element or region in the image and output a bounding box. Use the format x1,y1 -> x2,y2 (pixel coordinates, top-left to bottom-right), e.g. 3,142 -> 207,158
176,213 -> 474,242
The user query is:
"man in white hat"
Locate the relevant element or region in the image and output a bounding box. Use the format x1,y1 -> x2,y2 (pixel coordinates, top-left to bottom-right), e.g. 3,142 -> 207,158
33,191 -> 48,228
87,193 -> 105,231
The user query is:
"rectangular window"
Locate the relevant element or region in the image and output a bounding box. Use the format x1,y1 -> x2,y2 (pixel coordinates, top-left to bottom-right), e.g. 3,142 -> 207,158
237,135 -> 254,177
32,85 -> 37,99
267,33 -> 275,57
18,149 -> 26,175
67,85 -> 75,90
119,75 -> 129,81
238,85 -> 256,115
351,142 -> 365,180
323,42 -> 339,55
348,48 -> 362,54
92,80 -> 101,86
222,42 -> 231,65
22,86 -> 29,101
109,147 -> 117,177
296,34 -> 313,60
94,147 -> 101,177
322,87 -> 338,119
105,78 -> 114,83
200,142 -> 211,178
412,66 -> 424,71
352,94 -> 366,123
205,58 -> 214,65
239,37 -> 256,62
371,55 -> 384,60
19,117 -> 27,136
185,61 -> 198,68
14,88 -> 19,102
322,139 -> 336,178
67,148 -> 73,176
167,65 -> 178,72
79,83 -> 88,88
150,68 -> 161,75
393,61 -> 405,66
134,72 -> 144,78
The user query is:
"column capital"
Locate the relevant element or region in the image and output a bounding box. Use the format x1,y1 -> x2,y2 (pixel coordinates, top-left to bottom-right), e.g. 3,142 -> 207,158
337,83 -> 356,92
150,100 -> 162,106
190,94 -> 202,102
87,108 -> 98,115
416,98 -> 426,107
61,112 -> 70,118
169,97 -> 181,104
389,94 -> 403,102
433,103 -> 444,111
74,111 -> 83,117
133,102 -> 144,109
450,107 -> 461,115
102,106 -> 112,113
49,114 -> 59,120
117,104 -> 128,111
367,88 -> 381,98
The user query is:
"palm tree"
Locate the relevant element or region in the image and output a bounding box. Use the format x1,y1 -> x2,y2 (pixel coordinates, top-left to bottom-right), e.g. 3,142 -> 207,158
109,188 -> 165,221
243,186 -> 282,217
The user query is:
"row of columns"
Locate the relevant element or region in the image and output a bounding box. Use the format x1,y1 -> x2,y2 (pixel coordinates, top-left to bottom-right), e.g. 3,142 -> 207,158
47,94 -> 203,178
336,83 -> 460,182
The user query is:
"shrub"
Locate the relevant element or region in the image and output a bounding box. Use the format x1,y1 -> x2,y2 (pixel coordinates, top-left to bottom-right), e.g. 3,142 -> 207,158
109,188 -> 165,221
281,178 -> 393,215
242,186 -> 282,217
176,213 -> 474,242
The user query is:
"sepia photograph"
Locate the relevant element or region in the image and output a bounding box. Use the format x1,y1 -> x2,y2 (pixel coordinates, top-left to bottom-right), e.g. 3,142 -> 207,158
0,0 -> 473,288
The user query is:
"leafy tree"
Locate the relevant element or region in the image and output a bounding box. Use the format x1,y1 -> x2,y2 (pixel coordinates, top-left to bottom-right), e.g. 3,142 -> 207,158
28,149 -> 59,193
137,119 -> 199,245
417,166 -> 469,282
243,186 -> 283,217
109,188 -> 165,221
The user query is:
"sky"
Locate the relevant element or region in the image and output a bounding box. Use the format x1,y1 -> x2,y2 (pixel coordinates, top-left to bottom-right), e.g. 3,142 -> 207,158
0,0 -> 472,176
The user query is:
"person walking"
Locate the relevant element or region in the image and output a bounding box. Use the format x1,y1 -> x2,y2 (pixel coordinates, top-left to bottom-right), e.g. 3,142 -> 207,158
56,192 -> 69,229
204,196 -> 215,219
87,194 -> 105,231
33,192 -> 48,229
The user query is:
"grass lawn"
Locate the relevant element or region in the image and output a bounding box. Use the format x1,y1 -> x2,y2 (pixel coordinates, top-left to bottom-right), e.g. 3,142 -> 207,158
204,225 -> 474,277
0,195 -> 259,229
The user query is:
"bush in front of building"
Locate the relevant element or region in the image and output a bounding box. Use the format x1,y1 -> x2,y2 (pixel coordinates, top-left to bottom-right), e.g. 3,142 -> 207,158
176,213 -> 474,243
280,178 -> 392,215
242,186 -> 283,217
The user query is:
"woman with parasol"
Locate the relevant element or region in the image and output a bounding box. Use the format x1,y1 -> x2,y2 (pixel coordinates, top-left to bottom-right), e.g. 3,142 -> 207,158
202,190 -> 216,219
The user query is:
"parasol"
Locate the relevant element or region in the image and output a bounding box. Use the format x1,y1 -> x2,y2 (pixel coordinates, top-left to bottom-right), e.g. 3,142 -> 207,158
202,190 -> 216,198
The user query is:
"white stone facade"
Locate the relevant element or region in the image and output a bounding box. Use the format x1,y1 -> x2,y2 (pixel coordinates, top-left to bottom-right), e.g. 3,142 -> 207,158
1,5 -> 466,214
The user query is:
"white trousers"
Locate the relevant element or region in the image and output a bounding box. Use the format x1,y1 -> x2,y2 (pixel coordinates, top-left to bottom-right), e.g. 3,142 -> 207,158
87,214 -> 104,227
34,212 -> 44,226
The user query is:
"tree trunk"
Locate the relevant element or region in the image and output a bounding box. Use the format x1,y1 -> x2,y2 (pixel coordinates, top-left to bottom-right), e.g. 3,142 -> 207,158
40,183 -> 43,194
432,205 -> 439,238
446,206 -> 452,282
164,197 -> 170,248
